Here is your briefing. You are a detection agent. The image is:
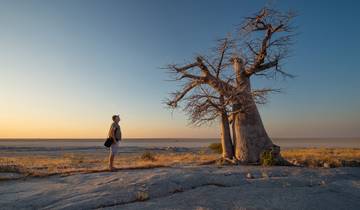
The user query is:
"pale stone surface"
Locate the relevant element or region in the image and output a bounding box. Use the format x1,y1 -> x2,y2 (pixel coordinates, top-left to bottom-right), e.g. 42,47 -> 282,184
0,166 -> 359,210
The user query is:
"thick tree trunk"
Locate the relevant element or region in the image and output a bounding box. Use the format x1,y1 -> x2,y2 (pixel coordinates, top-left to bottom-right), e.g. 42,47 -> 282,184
229,58 -> 282,163
233,102 -> 279,163
232,77 -> 281,163
220,110 -> 234,159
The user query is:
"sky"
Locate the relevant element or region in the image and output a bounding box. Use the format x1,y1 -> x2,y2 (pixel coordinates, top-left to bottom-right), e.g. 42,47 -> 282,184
0,0 -> 359,139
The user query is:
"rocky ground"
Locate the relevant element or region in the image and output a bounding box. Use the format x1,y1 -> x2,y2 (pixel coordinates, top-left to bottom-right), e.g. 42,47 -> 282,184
1,165 -> 359,210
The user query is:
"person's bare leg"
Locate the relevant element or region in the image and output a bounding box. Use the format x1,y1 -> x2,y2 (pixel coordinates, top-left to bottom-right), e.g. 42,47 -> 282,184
109,153 -> 115,171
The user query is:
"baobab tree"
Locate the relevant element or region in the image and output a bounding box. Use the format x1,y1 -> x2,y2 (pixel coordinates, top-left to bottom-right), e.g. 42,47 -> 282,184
166,7 -> 295,164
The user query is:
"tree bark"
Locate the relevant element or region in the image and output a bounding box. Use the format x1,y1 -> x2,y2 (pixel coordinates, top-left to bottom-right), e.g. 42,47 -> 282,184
232,80 -> 281,163
231,59 -> 281,163
220,110 -> 234,159
232,102 -> 277,163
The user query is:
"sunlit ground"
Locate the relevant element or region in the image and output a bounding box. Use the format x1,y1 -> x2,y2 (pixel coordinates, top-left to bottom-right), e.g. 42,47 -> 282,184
1,148 -> 360,178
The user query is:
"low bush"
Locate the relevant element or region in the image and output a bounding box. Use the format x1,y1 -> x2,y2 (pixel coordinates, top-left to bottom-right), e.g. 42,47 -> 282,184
208,143 -> 222,154
260,150 -> 276,166
141,152 -> 156,161
0,164 -> 22,173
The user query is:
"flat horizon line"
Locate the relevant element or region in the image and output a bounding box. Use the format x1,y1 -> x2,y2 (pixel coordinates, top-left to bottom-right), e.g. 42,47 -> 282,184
0,137 -> 359,141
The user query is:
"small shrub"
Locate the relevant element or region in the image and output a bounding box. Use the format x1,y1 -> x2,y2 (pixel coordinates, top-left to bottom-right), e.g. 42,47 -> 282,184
209,143 -> 222,154
141,152 -> 156,161
0,165 -> 22,173
260,150 -> 276,166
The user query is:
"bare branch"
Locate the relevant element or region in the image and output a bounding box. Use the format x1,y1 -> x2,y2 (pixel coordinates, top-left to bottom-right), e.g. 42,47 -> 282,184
252,88 -> 281,104
238,7 -> 295,77
167,81 -> 201,108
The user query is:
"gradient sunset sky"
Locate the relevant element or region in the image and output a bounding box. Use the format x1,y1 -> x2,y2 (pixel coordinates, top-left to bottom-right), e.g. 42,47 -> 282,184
1,0 -> 359,139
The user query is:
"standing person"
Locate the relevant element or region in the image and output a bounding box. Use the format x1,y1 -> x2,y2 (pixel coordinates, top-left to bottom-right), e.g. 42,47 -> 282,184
108,114 -> 122,171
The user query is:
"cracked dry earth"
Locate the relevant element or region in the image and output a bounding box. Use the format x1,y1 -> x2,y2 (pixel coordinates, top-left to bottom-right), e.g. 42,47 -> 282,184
1,166 -> 360,210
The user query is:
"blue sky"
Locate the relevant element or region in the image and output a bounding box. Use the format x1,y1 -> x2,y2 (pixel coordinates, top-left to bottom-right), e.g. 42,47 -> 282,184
0,0 -> 359,138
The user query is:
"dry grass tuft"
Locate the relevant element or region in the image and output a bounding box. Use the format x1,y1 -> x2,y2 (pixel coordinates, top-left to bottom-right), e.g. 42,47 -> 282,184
135,191 -> 149,201
282,148 -> 360,167
141,151 -> 156,161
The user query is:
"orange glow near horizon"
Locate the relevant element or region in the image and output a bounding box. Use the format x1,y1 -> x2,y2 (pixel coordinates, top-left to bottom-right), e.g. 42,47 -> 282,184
0,117 -> 219,139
